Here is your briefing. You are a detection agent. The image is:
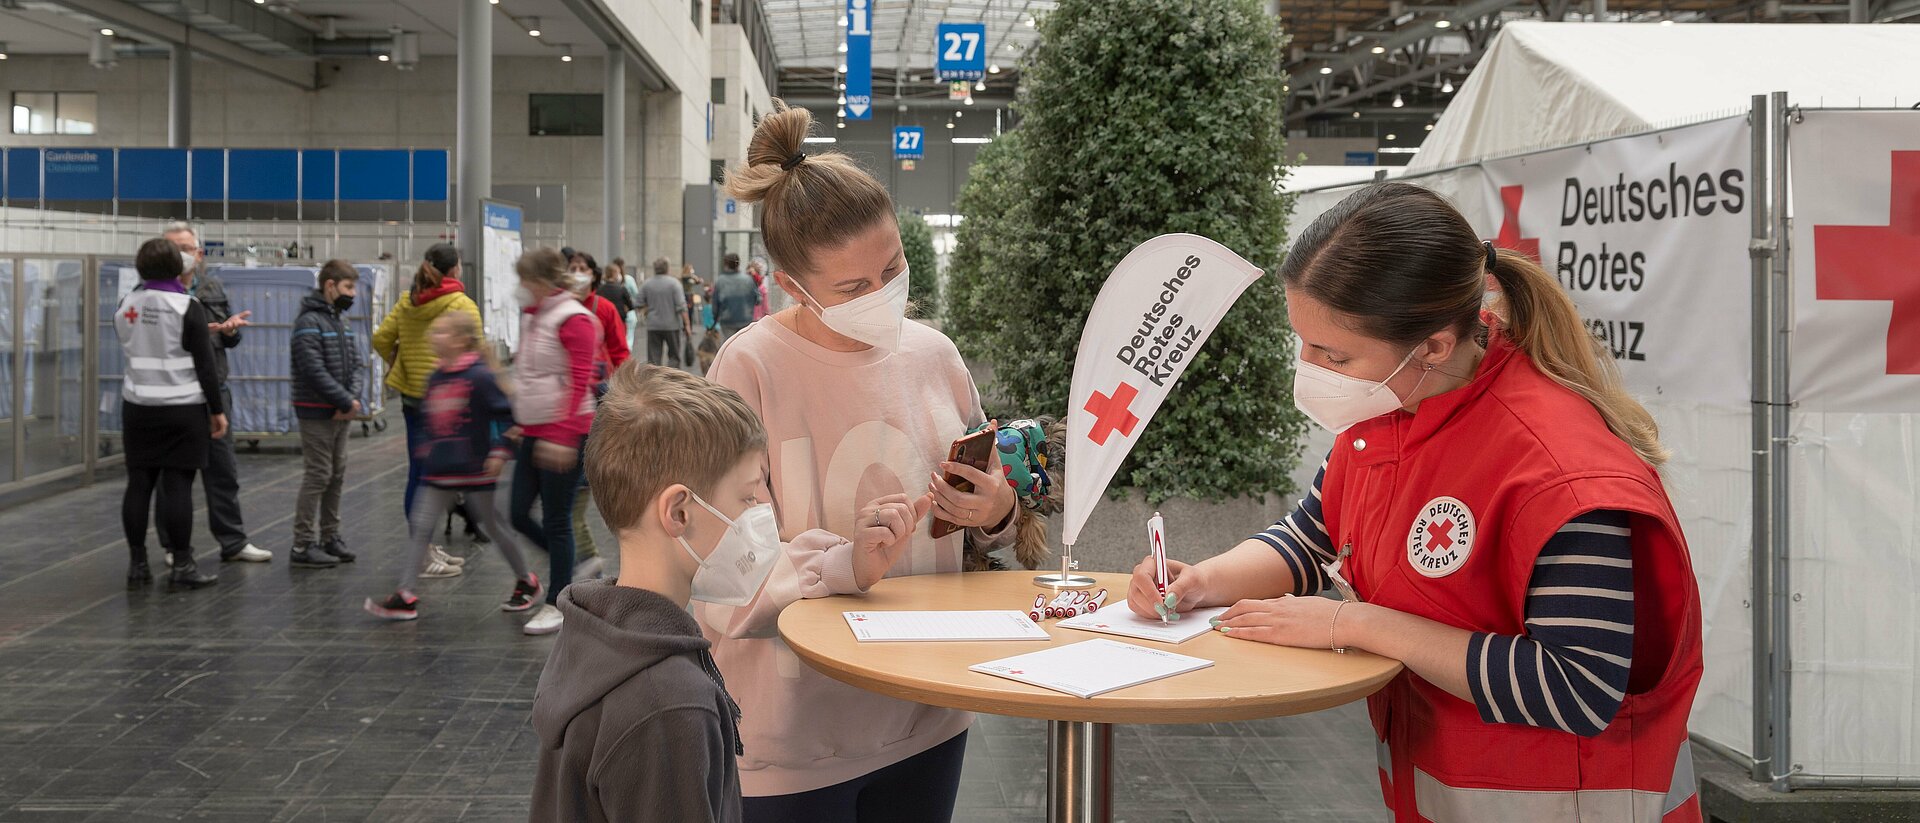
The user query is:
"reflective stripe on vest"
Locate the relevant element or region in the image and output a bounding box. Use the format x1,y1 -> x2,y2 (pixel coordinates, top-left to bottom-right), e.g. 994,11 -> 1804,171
116,289 -> 205,407
1412,741 -> 1697,822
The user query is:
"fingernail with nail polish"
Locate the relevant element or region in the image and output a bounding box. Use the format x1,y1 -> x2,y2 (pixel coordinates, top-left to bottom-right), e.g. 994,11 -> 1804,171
1218,626 -> 1232,633
1163,592 -> 1178,608
1209,618 -> 1222,627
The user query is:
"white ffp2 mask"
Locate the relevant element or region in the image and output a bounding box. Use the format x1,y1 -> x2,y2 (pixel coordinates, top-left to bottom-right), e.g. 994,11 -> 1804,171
1292,348 -> 1422,434
677,494 -> 781,607
792,267 -> 911,352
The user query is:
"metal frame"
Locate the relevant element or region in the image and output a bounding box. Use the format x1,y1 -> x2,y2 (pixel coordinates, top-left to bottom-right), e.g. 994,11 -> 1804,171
0,251 -> 106,494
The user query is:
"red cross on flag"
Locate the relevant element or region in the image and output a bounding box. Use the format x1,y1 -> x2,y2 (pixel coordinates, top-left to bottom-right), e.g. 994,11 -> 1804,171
1061,234 -> 1263,549
1790,110 -> 1920,412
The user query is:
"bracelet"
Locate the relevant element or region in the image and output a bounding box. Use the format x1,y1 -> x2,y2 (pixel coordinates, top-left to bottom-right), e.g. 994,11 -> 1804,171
1329,600 -> 1351,654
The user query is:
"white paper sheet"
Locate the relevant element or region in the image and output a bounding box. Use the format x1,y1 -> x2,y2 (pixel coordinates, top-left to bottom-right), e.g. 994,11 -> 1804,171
1056,603 -> 1230,645
842,610 -> 1050,642
969,638 -> 1215,699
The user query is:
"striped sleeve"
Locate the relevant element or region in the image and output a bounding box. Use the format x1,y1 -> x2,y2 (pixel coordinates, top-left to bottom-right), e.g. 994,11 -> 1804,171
1249,451 -> 1338,596
1467,510 -> 1635,738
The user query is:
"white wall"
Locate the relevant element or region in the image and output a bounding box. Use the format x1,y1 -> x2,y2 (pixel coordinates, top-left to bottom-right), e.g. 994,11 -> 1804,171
0,53 -> 658,261
711,23 -> 774,235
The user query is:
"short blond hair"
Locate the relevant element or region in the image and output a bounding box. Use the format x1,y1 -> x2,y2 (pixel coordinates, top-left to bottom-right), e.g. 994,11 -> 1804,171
586,364 -> 767,534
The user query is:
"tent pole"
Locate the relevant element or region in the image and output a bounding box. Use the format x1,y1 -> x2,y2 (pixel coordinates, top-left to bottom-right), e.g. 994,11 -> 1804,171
1745,92 -> 1774,788
1764,89 -> 1795,794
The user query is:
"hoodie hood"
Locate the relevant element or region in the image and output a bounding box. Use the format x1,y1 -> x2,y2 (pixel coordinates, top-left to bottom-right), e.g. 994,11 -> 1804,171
532,580 -> 714,749
413,278 -> 466,306
300,289 -> 337,314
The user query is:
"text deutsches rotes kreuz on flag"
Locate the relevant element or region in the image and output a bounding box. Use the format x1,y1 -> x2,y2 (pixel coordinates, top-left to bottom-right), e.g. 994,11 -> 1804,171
1061,234 -> 1264,548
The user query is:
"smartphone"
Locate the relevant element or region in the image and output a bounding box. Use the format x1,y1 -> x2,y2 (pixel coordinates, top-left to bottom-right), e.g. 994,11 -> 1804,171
931,426 -> 996,539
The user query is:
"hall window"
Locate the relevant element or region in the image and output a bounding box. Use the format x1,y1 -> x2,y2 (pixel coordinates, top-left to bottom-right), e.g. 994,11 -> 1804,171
10,92 -> 97,135
528,94 -> 603,136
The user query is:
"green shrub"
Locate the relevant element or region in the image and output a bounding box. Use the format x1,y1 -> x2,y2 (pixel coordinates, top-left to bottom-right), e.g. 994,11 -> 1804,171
898,210 -> 939,318
945,0 -> 1307,503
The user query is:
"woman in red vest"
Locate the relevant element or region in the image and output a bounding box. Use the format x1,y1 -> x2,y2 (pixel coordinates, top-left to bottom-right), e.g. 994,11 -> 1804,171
1130,183 -> 1704,822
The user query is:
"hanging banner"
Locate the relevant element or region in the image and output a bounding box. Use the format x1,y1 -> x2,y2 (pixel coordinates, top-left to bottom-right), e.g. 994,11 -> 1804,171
893,126 -> 925,160
1788,110 -> 1920,412
844,0 -> 873,120
935,22 -> 987,81
1061,235 -> 1264,547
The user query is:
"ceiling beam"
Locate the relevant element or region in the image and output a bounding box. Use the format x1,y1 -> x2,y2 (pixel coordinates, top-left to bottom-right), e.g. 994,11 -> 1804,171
1289,49 -> 1481,121
39,0 -> 317,88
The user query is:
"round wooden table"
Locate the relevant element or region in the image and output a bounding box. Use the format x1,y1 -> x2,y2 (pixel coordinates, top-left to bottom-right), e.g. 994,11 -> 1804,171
778,571 -> 1403,823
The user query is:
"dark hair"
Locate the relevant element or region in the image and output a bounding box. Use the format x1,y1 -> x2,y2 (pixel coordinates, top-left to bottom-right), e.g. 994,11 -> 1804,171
723,252 -> 740,271
136,237 -> 184,281
414,242 -> 459,295
1283,183 -> 1666,466
723,99 -> 895,277
560,246 -> 577,261
517,246 -> 568,287
318,259 -> 360,286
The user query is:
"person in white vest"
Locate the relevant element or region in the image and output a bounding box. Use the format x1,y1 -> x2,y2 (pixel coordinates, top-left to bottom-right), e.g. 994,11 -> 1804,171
115,237 -> 227,590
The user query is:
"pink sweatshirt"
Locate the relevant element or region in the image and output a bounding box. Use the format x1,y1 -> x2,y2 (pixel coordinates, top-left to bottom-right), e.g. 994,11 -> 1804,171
702,315 -> 1015,796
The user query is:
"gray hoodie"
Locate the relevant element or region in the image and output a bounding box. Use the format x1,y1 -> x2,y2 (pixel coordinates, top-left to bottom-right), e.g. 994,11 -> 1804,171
530,580 -> 743,823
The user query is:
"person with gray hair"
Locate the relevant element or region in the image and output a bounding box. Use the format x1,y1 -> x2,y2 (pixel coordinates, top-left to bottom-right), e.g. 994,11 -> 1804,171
636,256 -> 689,367
157,222 -> 272,565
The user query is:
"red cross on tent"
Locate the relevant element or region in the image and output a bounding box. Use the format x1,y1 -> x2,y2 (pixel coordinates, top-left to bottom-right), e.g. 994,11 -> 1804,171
1814,151 -> 1920,375
1083,382 -> 1141,446
1493,185 -> 1541,264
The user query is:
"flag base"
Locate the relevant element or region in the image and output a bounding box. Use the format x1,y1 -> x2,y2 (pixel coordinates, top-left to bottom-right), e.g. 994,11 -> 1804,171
1033,573 -> 1099,591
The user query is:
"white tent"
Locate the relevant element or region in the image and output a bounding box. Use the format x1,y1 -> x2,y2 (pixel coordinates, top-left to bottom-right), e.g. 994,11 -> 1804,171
1413,22 -> 1920,170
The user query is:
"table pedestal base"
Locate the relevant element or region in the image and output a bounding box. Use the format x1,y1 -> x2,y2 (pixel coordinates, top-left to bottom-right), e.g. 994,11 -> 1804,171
1046,720 -> 1113,823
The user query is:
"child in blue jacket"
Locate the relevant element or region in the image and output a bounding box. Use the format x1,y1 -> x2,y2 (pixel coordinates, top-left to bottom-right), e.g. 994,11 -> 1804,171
366,312 -> 542,620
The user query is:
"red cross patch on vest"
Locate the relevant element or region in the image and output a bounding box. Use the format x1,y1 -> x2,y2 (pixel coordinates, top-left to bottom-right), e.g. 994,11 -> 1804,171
1406,496 -> 1474,578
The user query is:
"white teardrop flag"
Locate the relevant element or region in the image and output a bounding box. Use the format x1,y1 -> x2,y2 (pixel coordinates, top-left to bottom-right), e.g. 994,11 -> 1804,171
1060,234 -> 1265,554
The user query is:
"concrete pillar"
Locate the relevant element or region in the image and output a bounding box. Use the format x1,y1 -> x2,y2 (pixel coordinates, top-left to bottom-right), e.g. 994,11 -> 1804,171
1592,0 -> 1608,18
605,47 -> 626,259
458,0 -> 492,303
1850,0 -> 1869,21
168,42 -> 191,147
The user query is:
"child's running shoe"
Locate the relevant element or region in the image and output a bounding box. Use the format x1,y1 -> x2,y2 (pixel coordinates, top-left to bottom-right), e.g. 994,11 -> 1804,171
502,575 -> 541,612
365,591 -> 420,621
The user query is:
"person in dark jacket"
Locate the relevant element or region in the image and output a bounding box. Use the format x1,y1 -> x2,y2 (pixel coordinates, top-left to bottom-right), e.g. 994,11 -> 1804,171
116,237 -> 226,591
711,252 -> 760,342
289,260 -> 363,568
156,222 -> 273,565
366,311 -> 541,621
531,365 -> 762,823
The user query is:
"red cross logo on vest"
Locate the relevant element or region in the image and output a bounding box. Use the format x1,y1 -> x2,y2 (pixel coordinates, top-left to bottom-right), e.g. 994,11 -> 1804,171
123,307 -> 139,323
1813,150 -> 1920,374
1407,497 -> 1475,578
1493,185 -> 1541,264
1083,382 -> 1141,446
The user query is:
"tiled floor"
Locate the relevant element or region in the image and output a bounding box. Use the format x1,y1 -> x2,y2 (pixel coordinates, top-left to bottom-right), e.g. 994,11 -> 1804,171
0,425 -> 1389,823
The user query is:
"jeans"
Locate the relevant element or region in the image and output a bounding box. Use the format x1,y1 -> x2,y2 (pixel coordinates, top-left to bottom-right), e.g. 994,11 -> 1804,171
293,418 -> 350,546
401,399 -> 425,521
509,437 -> 582,606
646,330 -> 679,366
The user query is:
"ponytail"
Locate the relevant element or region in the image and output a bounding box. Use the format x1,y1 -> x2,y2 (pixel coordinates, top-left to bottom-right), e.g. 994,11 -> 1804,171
1488,250 -> 1669,467
414,242 -> 461,299
412,261 -> 442,297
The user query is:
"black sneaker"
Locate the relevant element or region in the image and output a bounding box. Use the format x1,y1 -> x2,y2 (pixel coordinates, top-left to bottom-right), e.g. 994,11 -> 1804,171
364,591 -> 419,621
127,558 -> 152,589
501,575 -> 542,612
290,544 -> 340,568
320,537 -> 356,563
167,556 -> 218,590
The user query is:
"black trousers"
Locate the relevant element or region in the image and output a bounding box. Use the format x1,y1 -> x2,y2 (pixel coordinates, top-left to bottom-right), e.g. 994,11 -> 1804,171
646,330 -> 680,366
127,467 -> 197,563
158,387 -> 248,557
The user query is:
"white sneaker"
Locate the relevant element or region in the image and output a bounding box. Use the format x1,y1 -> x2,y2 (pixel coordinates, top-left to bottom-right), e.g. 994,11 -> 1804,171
430,545 -> 466,567
523,604 -> 564,636
162,553 -> 173,567
228,545 -> 272,563
419,558 -> 464,579
572,556 -> 605,584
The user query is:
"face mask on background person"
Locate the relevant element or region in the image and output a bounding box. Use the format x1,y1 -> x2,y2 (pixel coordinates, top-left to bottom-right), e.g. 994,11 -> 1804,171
180,251 -> 198,275
1292,346 -> 1427,434
676,493 -> 780,606
790,266 -> 911,352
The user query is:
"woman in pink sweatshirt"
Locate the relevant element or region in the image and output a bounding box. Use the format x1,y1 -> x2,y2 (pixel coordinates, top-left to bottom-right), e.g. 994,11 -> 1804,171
704,101 -> 1019,822
506,246 -> 599,637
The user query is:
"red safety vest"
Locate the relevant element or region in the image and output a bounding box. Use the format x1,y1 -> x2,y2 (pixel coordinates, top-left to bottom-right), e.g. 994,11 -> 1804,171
1322,330 -> 1704,823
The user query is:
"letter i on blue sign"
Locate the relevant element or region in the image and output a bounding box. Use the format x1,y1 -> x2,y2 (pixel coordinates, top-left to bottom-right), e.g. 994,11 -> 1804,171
844,0 -> 873,120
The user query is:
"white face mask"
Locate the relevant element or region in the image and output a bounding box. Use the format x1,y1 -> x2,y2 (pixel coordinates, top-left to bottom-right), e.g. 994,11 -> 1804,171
677,493 -> 781,606
514,286 -> 538,308
791,266 -> 911,352
179,251 -> 198,276
1292,347 -> 1423,434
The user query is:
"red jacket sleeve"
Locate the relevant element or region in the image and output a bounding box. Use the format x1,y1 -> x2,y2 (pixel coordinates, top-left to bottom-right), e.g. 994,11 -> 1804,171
597,297 -> 631,368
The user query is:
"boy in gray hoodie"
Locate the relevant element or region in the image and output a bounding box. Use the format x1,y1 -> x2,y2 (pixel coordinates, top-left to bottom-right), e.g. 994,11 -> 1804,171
530,364 -> 926,823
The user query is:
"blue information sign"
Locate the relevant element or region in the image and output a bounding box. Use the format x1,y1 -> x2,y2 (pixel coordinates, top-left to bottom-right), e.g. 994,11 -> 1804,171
893,126 -> 926,160
191,148 -> 225,201
1344,151 -> 1378,166
935,23 -> 988,81
229,150 -> 299,201
117,149 -> 188,201
412,149 -> 448,202
5,149 -> 40,201
844,0 -> 873,120
339,150 -> 411,201
301,150 -> 336,201
483,200 -> 522,233
42,149 -> 114,200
